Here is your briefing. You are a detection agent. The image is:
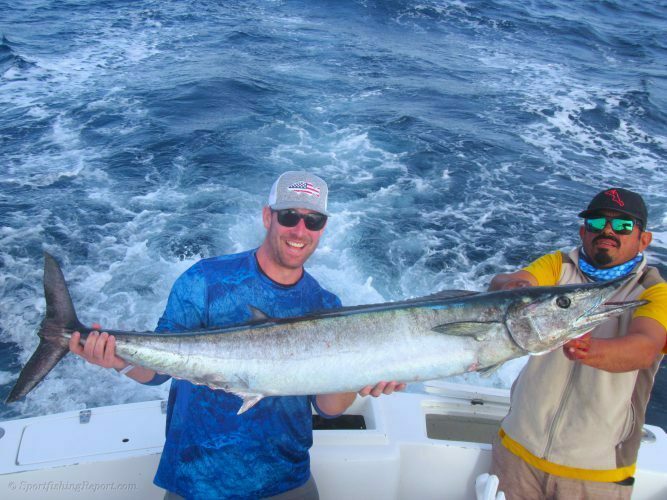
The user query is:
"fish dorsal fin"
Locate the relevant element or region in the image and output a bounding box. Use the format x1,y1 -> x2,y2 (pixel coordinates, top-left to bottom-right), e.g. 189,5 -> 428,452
236,393 -> 264,414
248,306 -> 271,322
422,289 -> 479,300
432,321 -> 499,341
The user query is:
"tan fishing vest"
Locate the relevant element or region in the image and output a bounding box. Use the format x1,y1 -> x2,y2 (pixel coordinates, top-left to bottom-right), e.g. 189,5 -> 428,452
501,247 -> 665,476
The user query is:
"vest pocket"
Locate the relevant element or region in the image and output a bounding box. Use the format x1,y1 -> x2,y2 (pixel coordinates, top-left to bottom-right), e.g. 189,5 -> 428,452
618,403 -> 636,444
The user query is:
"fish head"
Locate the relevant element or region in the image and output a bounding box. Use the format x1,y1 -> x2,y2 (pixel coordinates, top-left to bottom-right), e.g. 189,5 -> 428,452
504,274 -> 646,354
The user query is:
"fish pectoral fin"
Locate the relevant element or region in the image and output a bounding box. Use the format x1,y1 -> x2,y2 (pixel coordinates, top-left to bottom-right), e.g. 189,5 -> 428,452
477,362 -> 503,378
248,306 -> 271,323
432,321 -> 499,341
236,393 -> 264,415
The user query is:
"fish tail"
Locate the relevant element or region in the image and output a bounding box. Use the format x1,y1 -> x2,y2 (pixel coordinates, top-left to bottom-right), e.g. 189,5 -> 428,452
6,253 -> 85,403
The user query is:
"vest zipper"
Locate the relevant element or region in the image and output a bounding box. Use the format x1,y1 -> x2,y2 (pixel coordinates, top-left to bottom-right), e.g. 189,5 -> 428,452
542,361 -> 579,459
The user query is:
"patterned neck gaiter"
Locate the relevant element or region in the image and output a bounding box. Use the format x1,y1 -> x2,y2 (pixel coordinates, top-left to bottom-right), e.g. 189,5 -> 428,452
578,248 -> 643,282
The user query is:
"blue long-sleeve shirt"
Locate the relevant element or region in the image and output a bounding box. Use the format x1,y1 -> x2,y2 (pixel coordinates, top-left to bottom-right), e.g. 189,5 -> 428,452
150,250 -> 341,499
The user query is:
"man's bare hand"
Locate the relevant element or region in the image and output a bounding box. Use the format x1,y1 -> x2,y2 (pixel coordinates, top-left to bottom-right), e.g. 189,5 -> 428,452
69,323 -> 128,371
563,333 -> 592,361
358,381 -> 406,397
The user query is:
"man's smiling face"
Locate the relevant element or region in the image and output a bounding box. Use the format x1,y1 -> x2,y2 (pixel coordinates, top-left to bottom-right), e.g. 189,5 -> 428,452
262,206 -> 325,271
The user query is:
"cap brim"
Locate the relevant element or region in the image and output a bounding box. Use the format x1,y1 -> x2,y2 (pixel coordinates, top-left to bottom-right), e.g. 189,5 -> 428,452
270,201 -> 330,216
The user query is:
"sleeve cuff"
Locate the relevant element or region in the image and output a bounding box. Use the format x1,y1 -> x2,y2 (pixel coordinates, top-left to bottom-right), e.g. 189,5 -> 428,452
140,372 -> 172,386
311,395 -> 344,419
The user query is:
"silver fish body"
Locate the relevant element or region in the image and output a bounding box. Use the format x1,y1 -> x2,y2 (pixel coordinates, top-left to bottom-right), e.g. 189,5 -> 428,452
112,302 -> 517,398
7,253 -> 646,413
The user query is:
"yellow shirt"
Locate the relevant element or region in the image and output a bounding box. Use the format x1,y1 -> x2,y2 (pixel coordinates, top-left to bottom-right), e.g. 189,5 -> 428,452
523,251 -> 667,353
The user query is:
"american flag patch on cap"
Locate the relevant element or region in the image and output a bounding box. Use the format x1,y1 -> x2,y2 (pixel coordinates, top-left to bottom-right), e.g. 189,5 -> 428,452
287,181 -> 321,197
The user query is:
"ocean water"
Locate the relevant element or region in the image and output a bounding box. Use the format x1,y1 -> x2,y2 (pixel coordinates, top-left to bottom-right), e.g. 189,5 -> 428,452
0,0 -> 665,432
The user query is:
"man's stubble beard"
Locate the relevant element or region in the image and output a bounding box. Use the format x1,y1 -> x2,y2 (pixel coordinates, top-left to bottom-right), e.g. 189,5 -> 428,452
591,249 -> 613,267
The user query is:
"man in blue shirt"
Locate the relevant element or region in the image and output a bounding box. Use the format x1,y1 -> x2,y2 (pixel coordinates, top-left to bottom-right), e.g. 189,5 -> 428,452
70,171 -> 404,499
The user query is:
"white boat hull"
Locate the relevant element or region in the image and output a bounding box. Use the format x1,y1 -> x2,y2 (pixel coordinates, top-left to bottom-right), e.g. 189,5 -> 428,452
1,383 -> 666,499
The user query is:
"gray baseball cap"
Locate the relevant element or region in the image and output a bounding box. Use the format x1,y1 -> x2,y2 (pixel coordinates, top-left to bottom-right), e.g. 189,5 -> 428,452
268,171 -> 330,215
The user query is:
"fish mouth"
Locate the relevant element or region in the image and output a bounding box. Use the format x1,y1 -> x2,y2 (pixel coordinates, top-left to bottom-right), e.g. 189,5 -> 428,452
573,299 -> 648,330
558,273 -> 641,333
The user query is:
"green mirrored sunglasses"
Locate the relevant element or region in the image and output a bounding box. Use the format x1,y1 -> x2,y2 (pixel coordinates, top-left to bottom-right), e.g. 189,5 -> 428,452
584,217 -> 635,235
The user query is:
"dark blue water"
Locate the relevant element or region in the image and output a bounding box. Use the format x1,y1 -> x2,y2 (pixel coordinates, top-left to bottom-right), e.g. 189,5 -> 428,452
0,0 -> 665,430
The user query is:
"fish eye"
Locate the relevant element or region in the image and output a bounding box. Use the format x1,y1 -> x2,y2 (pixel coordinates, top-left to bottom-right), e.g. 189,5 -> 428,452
556,296 -> 571,309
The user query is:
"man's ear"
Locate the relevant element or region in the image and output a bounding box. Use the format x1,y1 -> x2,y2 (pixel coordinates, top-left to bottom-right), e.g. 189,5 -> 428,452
639,230 -> 652,252
262,206 -> 272,230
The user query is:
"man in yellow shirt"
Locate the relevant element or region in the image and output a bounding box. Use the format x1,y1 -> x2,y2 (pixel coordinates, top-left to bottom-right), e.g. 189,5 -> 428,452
489,188 -> 666,499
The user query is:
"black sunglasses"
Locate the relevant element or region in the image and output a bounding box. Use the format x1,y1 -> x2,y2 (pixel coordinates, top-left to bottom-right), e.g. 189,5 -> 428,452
272,209 -> 327,231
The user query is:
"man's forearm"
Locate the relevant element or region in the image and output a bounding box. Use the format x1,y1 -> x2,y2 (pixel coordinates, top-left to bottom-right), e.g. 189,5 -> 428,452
315,392 -> 356,416
565,318 -> 666,372
118,364 -> 161,384
488,270 -> 538,291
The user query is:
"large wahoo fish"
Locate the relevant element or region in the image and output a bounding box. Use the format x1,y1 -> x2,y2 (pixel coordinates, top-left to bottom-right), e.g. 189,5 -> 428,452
7,253 -> 646,413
